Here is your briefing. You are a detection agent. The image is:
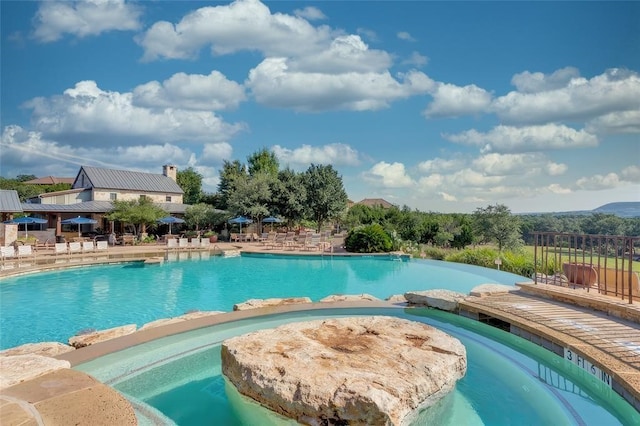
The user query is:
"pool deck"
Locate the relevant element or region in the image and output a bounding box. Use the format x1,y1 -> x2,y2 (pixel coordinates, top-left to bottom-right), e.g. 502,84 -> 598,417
1,242 -> 639,424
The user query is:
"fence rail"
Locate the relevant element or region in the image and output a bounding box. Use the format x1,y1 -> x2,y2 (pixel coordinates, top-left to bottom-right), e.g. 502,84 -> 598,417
532,232 -> 639,304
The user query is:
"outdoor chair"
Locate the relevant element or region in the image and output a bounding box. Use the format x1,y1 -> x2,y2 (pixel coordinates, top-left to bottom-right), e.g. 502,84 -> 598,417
96,240 -> 109,257
200,238 -> 211,249
178,238 -> 189,250
82,241 -> 96,259
167,238 -> 179,250
17,245 -> 36,267
1,246 -> 17,270
68,242 -> 82,261
190,238 -> 201,249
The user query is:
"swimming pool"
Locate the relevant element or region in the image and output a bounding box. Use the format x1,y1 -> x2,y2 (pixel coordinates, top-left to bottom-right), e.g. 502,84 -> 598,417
0,254 -> 526,350
75,307 -> 639,425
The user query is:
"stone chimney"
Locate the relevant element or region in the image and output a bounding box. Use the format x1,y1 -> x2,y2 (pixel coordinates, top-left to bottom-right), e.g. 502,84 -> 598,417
163,165 -> 177,181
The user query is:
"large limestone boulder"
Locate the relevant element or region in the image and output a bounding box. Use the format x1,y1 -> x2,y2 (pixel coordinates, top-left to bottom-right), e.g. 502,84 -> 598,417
319,293 -> 380,303
0,354 -> 70,390
222,316 -> 466,425
0,342 -> 75,358
404,289 -> 467,312
233,297 -> 312,311
469,283 -> 518,297
68,324 -> 137,348
139,311 -> 225,331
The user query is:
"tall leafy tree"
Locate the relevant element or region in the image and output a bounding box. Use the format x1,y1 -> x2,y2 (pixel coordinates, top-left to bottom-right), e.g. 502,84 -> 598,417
247,148 -> 279,177
226,172 -> 274,232
217,160 -> 247,210
185,203 -> 215,232
176,167 -> 203,205
271,168 -> 307,224
106,198 -> 167,236
302,164 -> 348,232
472,204 -> 522,251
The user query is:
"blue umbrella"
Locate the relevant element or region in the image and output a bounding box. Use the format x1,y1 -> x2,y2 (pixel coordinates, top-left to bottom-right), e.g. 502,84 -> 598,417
228,216 -> 253,235
158,216 -> 185,235
3,216 -> 48,238
61,216 -> 98,237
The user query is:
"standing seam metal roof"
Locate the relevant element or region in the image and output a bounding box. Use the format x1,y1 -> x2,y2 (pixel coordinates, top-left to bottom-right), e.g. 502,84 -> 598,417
76,166 -> 184,194
0,190 -> 23,213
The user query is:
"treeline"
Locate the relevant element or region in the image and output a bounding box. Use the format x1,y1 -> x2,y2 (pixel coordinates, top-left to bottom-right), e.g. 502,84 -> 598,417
0,175 -> 71,201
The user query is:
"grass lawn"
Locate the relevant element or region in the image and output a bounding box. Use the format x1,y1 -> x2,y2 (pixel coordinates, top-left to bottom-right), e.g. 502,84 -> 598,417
525,245 -> 640,272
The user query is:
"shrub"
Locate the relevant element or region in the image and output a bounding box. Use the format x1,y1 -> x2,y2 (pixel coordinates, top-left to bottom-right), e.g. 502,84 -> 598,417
422,246 -> 448,260
445,247 -> 499,269
345,224 -> 393,253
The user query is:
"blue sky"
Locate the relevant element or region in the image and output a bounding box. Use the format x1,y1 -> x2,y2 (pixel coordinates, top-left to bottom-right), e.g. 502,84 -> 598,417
1,0 -> 639,214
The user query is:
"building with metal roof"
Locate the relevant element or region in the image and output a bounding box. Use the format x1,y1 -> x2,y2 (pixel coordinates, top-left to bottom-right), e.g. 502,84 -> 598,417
0,190 -> 23,221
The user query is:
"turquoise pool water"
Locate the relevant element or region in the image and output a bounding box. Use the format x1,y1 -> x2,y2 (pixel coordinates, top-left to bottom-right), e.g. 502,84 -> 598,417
0,254 -> 525,349
76,307 -> 639,425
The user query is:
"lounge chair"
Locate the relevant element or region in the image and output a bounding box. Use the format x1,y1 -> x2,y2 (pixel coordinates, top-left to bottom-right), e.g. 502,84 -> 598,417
17,245 -> 36,267
167,238 -> 179,250
81,241 -> 96,260
1,246 -> 17,270
200,238 -> 211,249
68,242 -> 82,261
305,234 -> 322,251
190,238 -> 201,249
96,240 -> 109,257
269,233 -> 286,249
178,238 -> 189,250
261,233 -> 275,247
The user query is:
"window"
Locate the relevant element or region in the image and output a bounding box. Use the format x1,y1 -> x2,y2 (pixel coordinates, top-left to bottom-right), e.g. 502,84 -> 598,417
166,195 -> 171,202
110,193 -> 117,201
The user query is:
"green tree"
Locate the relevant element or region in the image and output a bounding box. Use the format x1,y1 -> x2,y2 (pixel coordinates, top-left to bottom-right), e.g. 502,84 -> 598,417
472,204 -> 522,251
247,148 -> 279,177
271,168 -> 307,224
176,167 -> 203,205
226,172 -> 274,232
302,164 -> 348,232
217,160 -> 247,210
105,198 -> 167,236
185,203 -> 215,232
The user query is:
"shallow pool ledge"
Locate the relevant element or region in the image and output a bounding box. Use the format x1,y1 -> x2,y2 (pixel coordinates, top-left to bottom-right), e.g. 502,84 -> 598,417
56,300 -> 401,367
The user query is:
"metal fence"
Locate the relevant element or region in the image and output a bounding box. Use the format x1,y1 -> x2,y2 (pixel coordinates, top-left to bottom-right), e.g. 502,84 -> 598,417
532,232 -> 639,304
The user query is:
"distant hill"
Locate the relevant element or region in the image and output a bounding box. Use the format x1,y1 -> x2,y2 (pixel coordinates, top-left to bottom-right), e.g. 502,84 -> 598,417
520,201 -> 640,217
592,202 -> 640,218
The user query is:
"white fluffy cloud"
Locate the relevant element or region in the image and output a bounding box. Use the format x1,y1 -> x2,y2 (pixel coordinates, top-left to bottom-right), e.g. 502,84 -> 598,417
492,68 -> 640,125
586,110 -> 640,134
397,31 -> 415,42
33,0 -> 141,42
510,67 -> 580,93
363,162 -> 415,188
424,82 -> 492,118
24,80 -> 245,145
445,124 -> 598,153
576,173 -> 620,190
137,0 -> 333,61
293,6 -> 326,20
132,71 -> 246,111
0,125 -> 193,178
272,143 -> 361,167
201,142 -> 233,162
621,165 -> 640,183
417,157 -> 464,173
247,58 -> 433,111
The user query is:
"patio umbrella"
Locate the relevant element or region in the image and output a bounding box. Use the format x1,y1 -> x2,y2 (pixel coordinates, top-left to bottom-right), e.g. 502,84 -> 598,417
157,216 -> 185,235
228,216 -> 253,235
3,216 -> 48,238
262,216 -> 282,231
61,216 -> 98,237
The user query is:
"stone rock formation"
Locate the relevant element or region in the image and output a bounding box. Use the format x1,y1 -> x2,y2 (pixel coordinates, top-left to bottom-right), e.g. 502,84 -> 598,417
233,297 -> 312,311
469,283 -> 518,297
0,342 -> 75,357
222,316 -> 466,425
0,354 -> 70,390
139,310 -> 225,331
319,293 -> 380,302
404,289 -> 467,312
68,324 -> 137,348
